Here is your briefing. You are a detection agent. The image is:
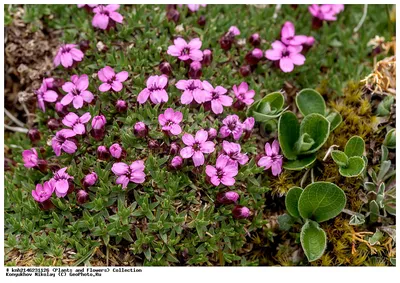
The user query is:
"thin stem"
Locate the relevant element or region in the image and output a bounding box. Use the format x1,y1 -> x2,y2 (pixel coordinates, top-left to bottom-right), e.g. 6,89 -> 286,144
353,4 -> 368,33
323,145 -> 339,161
300,169 -> 310,188
4,108 -> 25,127
272,4 -> 282,22
5,124 -> 28,133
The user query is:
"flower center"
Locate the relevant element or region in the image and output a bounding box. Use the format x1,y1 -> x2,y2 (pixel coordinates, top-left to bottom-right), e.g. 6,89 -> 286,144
182,47 -> 190,55
227,122 -> 236,131
187,81 -> 198,91
192,142 -> 200,151
282,49 -> 289,57
211,92 -> 219,100
61,47 -> 71,54
107,76 -> 116,85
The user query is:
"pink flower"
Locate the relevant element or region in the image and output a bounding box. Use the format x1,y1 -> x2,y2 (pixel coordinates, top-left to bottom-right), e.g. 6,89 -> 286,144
221,141 -> 249,165
304,36 -> 315,47
61,74 -> 94,109
176,79 -> 207,104
243,117 -> 255,139
35,78 -> 58,112
32,181 -> 54,203
92,5 -> 123,30
217,191 -> 239,204
309,4 -> 344,21
170,156 -> 183,170
54,44 -> 84,68
22,148 -> 39,168
281,21 -> 308,46
51,167 -> 73,198
265,40 -> 305,73
167,38 -> 203,62
257,140 -> 283,176
180,129 -> 215,167
98,66 -> 129,92
228,26 -> 241,36
62,112 -> 91,135
158,108 -> 183,136
134,122 -> 148,138
202,81 -> 233,114
137,75 -> 168,104
111,160 -> 146,189
51,129 -> 77,156
233,82 -> 255,106
83,172 -> 98,188
110,143 -> 123,159
78,4 -> 98,8
219,115 -> 243,140
91,115 -> 106,130
186,4 -> 207,12
232,205 -> 250,219
206,155 -> 238,186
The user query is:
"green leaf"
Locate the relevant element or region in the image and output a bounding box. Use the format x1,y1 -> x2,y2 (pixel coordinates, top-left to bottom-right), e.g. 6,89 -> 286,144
248,91 -> 285,123
285,187 -> 303,218
339,156 -> 365,177
277,214 -> 296,231
368,229 -> 383,245
326,110 -> 342,132
369,200 -> 380,223
349,214 -> 365,225
278,111 -> 300,160
331,150 -> 348,167
298,113 -> 330,155
296,89 -> 326,117
298,182 -> 346,222
383,128 -> 396,149
344,136 -> 365,157
283,154 -> 317,170
300,220 -> 327,262
376,96 -> 394,116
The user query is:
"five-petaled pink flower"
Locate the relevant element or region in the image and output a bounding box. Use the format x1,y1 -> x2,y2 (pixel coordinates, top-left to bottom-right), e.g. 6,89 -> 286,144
221,141 -> 249,165
51,167 -> 73,198
61,74 -> 94,109
138,75 -> 169,104
281,21 -> 308,46
180,129 -> 215,167
32,181 -> 54,203
98,66 -> 129,92
51,129 -> 77,156
92,5 -> 123,30
265,40 -> 305,73
158,108 -> 183,136
219,115 -> 243,140
22,148 -> 39,168
62,112 -> 91,135
54,44 -> 84,68
111,160 -> 146,189
309,4 -> 344,21
206,155 -> 238,186
35,78 -> 58,112
167,38 -> 203,62
202,81 -> 233,114
233,82 -> 255,106
258,140 -> 283,176
176,79 -> 207,105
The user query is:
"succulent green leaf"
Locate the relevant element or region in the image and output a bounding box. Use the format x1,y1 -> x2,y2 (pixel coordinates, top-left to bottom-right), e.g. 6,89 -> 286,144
278,111 -> 300,160
349,214 -> 366,225
283,154 -> 317,170
326,110 -> 343,132
277,214 -> 296,231
247,91 -> 285,123
298,182 -> 346,222
376,96 -> 394,117
296,89 -> 326,117
300,220 -> 327,262
331,150 -> 348,167
384,186 -> 396,216
369,200 -> 380,223
344,136 -> 365,157
294,133 -> 315,153
298,113 -> 330,155
383,128 -> 396,149
285,187 -> 303,218
339,156 -> 365,177
368,229 -> 384,245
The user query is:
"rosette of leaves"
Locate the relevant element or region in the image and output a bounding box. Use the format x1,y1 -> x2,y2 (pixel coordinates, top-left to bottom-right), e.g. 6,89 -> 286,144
278,182 -> 346,262
295,88 -> 342,132
383,128 -> 396,149
376,96 -> 395,117
331,135 -> 367,177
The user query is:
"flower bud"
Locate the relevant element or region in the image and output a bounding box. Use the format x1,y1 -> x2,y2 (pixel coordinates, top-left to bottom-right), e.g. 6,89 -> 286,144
92,115 -> 106,130
116,99 -> 127,112
170,156 -> 183,170
79,40 -> 91,53
197,15 -> 206,26
82,172 -> 98,189
27,128 -> 41,143
134,122 -> 148,138
47,118 -> 60,131
249,33 -> 261,46
232,205 -> 250,219
110,143 -> 123,159
217,191 -> 239,204
202,49 -> 213,66
159,62 -> 172,76
97,145 -> 110,160
167,8 -> 180,23
243,117 -> 255,139
169,142 -> 180,155
37,159 -> 48,173
245,48 -> 263,65
53,78 -> 65,88
39,199 -> 55,211
148,139 -> 160,150
188,61 -> 202,79
166,4 -> 177,11
67,179 -> 75,195
304,36 -> 315,47
207,128 -> 217,141
76,190 -> 89,204
55,102 -> 68,117
239,65 -> 251,77
219,35 -> 234,51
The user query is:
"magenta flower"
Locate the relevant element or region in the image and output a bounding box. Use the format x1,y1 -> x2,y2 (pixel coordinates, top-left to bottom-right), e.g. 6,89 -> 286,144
167,38 -> 203,62
51,129 -> 77,156
98,66 -> 128,92
134,122 -> 148,138
202,81 -> 232,114
232,205 -> 250,219
91,115 -> 106,130
35,78 -> 58,112
92,5 -> 123,30
76,190 -> 89,204
111,160 -> 146,189
265,40 -> 305,73
61,74 -> 94,109
158,108 -> 183,136
217,191 -> 239,204
221,141 -> 249,165
54,44 -> 84,68
185,4 -> 207,12
304,36 -> 315,47
206,155 -> 238,186
78,4 -> 98,8
83,172 -> 98,188
309,4 -> 344,21
62,112 -> 91,135
228,26 -> 241,36
281,21 -> 308,46
233,82 -> 255,106
176,79 -> 207,104
51,167 -> 73,198
170,156 -> 183,170
137,75 -> 168,104
258,140 -> 283,176
110,143 -> 123,159
243,117 -> 255,139
32,181 -> 54,203
219,115 -> 243,140
22,148 -> 39,168
180,129 -> 215,167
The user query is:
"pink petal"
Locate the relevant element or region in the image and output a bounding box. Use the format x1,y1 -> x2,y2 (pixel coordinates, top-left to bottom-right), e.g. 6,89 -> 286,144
192,151 -> 204,167
43,90 -> 58,102
279,57 -> 294,73
112,162 -> 129,175
60,93 -> 74,106
180,90 -> 194,105
62,82 -> 75,92
271,140 -> 280,155
62,140 -> 77,154
265,49 -> 282,61
79,113 -> 91,123
258,156 -> 272,169
167,45 -> 182,57
70,48 -> 84,61
289,53 -> 306,66
188,38 -> 202,50
265,143 -> 272,156
180,146 -> 194,158
205,165 -> 217,177
110,11 -> 123,23
195,129 -> 208,143
99,83 -> 112,92
164,108 -> 174,120
189,49 -> 203,62
80,90 -> 94,102
116,175 -> 130,189
221,176 -> 235,186
200,141 -> 215,153
61,53 -> 73,68
137,89 -> 150,104
93,13 -> 109,30
271,40 -> 286,51
130,160 -> 145,172
182,134 -> 195,146
158,114 -> 167,125
281,21 -> 295,39
174,37 -> 187,49
56,179 -> 69,194
72,96 -> 84,109
169,124 -> 182,135
172,111 -> 183,123
211,100 -> 223,114
62,112 -> 79,127
210,176 -> 221,186
111,81 -> 123,92
73,123 -> 86,135
271,162 -> 282,176
116,71 -> 129,82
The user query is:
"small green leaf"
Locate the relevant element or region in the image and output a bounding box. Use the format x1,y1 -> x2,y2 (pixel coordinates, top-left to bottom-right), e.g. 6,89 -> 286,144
300,220 -> 327,262
277,214 -> 296,231
383,128 -> 396,149
247,91 -> 285,123
278,111 -> 300,160
299,113 -> 330,155
368,229 -> 383,245
369,200 -> 380,223
339,156 -> 365,177
326,110 -> 342,132
344,136 -> 365,157
331,150 -> 348,167
296,89 -> 326,117
349,214 -> 365,225
283,154 -> 317,171
285,187 -> 303,218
